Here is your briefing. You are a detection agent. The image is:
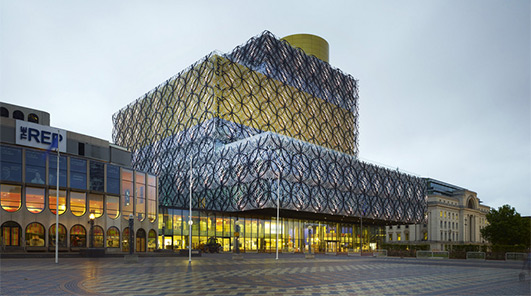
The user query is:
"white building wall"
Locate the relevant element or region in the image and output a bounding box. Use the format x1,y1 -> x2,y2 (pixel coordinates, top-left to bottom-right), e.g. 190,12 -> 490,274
385,189 -> 489,250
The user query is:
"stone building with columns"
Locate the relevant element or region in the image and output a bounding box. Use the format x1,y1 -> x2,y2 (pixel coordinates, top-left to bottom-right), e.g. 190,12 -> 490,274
386,178 -> 490,250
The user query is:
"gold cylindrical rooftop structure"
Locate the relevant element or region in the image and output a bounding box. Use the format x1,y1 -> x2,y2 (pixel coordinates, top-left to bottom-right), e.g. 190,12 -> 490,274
281,33 -> 329,63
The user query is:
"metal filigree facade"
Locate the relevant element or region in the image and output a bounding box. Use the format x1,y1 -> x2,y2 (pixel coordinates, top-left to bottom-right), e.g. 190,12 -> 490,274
113,31 -> 427,224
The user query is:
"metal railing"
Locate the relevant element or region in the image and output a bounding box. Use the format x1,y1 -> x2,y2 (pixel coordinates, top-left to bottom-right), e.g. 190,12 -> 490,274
416,250 -> 449,259
466,251 -> 486,260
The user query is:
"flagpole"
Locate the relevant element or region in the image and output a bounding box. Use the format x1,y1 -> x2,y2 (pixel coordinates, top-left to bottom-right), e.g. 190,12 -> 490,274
55,132 -> 59,264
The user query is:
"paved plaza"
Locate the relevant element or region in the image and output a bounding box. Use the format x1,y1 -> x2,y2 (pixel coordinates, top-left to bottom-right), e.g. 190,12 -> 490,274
1,253 -> 530,295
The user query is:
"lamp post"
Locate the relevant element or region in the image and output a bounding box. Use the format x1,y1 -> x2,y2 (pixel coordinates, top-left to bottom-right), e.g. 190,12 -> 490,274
276,169 -> 281,260
88,212 -> 95,248
308,226 -> 312,254
189,155 -> 193,263
128,214 -> 134,255
272,148 -> 283,260
234,220 -> 241,254
360,215 -> 363,255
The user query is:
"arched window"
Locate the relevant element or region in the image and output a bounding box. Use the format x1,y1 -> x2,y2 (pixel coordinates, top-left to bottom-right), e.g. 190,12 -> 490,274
0,107 -> 8,118
88,194 -> 103,218
93,225 -> 104,248
70,225 -> 86,248
70,191 -> 86,216
467,198 -> 476,209
106,227 -> 120,248
49,223 -> 67,248
121,169 -> 133,220
147,175 -> 157,223
122,227 -> 131,252
106,195 -> 120,219
49,189 -> 67,215
28,113 -> 39,123
26,222 -> 45,247
136,228 -> 146,252
1,221 -> 21,246
1,184 -> 21,212
26,187 -> 45,213
135,172 -> 146,221
148,229 -> 157,252
13,110 -> 24,120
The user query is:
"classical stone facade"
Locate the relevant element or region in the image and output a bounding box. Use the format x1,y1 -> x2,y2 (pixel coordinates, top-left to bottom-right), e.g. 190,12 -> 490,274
386,178 -> 490,250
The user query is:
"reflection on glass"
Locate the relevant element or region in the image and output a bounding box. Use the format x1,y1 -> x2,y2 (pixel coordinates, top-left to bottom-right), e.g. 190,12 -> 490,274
70,225 -> 86,247
1,145 -> 22,182
49,223 -> 67,247
70,158 -> 87,190
1,184 -> 21,212
135,172 -> 145,221
48,154 -> 67,187
88,194 -> 103,218
147,174 -> 157,223
25,150 -> 45,184
70,191 -> 86,216
107,165 -> 120,195
148,229 -> 157,251
122,227 -> 130,252
2,222 -> 21,246
89,161 -> 105,192
26,222 -> 45,247
26,187 -> 45,213
49,189 -> 67,215
106,195 -> 119,219
93,226 -> 104,248
107,227 -> 120,248
121,169 -> 133,220
136,229 -> 146,252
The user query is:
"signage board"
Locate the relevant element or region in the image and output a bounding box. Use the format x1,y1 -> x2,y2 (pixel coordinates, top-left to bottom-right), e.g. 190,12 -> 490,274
15,120 -> 67,153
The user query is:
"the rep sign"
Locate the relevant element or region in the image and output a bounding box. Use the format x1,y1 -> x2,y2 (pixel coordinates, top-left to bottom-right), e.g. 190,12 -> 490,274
15,120 -> 67,153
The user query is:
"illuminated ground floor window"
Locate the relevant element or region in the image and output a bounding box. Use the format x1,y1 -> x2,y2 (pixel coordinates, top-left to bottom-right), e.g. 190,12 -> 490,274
158,208 -> 385,253
1,221 -> 21,246
26,222 -> 45,247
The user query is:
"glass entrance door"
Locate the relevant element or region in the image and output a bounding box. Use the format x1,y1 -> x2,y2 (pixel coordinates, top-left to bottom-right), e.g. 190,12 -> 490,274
1,222 -> 20,246
222,237 -> 231,252
326,241 -> 337,253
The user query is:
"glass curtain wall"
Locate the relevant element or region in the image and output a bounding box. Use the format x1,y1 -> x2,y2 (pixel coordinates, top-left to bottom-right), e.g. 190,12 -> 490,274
157,209 -> 385,253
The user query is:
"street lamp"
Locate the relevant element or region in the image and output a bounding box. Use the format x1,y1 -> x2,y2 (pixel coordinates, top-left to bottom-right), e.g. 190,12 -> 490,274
276,168 -> 281,260
128,214 -> 134,254
189,155 -> 193,263
88,212 -> 95,248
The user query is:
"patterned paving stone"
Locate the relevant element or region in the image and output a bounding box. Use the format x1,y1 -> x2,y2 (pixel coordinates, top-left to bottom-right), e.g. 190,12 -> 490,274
1,254 -> 529,295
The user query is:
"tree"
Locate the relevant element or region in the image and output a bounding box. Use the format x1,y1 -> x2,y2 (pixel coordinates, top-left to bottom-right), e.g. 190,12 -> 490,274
480,204 -> 530,247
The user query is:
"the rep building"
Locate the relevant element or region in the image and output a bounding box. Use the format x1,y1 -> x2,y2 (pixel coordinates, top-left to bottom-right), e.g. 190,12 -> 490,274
0,102 -> 158,253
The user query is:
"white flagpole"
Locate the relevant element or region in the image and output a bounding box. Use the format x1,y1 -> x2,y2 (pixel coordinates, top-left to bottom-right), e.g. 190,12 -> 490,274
55,132 -> 59,264
189,155 -> 192,263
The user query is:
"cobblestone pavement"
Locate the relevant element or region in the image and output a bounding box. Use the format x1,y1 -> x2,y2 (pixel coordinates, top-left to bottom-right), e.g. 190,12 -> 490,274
1,253 -> 530,295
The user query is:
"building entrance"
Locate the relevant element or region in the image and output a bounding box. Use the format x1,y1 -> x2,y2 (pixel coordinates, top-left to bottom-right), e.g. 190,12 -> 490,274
221,237 -> 231,252
326,240 -> 338,253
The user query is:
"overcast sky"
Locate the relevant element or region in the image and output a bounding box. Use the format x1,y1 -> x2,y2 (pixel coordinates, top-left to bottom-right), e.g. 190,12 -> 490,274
1,0 -> 529,215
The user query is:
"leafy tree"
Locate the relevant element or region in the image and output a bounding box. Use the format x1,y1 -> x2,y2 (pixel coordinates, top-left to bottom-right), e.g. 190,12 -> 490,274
480,204 -> 530,247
